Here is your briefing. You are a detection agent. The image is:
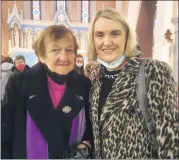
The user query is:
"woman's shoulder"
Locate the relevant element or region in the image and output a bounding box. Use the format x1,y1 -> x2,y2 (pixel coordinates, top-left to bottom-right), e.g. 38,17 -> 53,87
145,58 -> 173,77
74,73 -> 91,99
75,73 -> 91,87
144,58 -> 177,89
4,72 -> 26,96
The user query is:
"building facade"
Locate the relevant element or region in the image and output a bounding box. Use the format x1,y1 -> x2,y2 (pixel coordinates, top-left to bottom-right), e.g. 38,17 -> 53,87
1,1 -> 178,83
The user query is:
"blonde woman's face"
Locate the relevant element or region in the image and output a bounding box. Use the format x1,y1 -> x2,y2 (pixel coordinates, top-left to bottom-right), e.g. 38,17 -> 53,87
40,34 -> 76,75
93,17 -> 126,63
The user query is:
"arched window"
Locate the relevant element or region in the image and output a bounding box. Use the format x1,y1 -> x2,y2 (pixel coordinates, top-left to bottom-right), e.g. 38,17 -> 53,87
56,1 -> 66,11
32,1 -> 41,20
81,1 -> 90,23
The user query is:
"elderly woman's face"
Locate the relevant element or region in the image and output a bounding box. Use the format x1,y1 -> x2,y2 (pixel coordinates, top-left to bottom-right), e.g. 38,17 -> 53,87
41,34 -> 76,75
94,17 -> 126,63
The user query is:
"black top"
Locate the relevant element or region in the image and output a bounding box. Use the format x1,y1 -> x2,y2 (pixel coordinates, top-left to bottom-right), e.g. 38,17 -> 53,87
98,67 -> 121,120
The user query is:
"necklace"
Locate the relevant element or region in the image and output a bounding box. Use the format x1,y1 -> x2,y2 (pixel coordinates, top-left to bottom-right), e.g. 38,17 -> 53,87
103,72 -> 119,79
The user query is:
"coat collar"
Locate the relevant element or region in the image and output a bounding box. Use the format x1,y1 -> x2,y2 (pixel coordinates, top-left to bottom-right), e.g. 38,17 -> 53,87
104,55 -> 141,111
90,55 -> 142,120
22,62 -> 47,96
22,62 -> 78,96
101,56 -> 141,119
123,55 -> 141,75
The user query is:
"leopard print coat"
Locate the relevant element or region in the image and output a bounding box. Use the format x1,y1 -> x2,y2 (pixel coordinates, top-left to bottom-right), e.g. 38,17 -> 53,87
89,56 -> 178,159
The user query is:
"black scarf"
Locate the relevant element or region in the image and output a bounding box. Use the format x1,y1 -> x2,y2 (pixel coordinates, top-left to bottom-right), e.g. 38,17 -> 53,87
44,64 -> 75,85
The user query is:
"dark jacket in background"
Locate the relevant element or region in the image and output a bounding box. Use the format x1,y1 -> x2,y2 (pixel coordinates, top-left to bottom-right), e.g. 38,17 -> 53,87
1,62 -> 93,159
11,65 -> 30,73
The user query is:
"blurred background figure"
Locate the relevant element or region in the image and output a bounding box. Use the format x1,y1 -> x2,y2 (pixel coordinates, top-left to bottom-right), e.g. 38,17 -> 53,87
12,55 -> 30,73
75,54 -> 85,75
1,56 -> 14,101
1,55 -> 6,64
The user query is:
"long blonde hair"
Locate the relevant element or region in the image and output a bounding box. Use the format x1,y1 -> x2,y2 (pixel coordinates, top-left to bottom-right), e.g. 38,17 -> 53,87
88,8 -> 139,61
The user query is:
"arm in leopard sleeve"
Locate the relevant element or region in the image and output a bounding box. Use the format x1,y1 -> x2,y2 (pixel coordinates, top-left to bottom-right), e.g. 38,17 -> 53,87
145,59 -> 178,159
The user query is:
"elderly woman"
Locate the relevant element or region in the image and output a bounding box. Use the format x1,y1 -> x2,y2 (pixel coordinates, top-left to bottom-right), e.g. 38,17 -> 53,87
1,25 -> 93,159
88,8 -> 178,159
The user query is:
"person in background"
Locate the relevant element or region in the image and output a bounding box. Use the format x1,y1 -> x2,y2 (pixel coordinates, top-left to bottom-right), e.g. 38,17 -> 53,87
1,56 -> 14,101
1,25 -> 93,159
75,54 -> 85,76
88,8 -> 178,159
12,55 -> 30,73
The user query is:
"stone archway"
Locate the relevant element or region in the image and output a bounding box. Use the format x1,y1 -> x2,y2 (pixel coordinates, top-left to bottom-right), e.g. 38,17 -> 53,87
136,0 -> 157,58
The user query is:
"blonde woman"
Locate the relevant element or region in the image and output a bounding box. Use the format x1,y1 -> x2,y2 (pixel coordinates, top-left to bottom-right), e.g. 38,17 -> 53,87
88,8 -> 178,159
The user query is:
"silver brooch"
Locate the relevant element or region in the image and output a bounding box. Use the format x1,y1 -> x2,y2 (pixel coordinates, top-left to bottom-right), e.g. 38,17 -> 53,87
62,106 -> 72,113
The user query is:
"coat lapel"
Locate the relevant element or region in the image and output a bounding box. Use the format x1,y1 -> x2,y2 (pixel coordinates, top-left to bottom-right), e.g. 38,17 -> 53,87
57,89 -> 85,118
22,63 -> 86,156
99,56 -> 141,127
89,68 -> 103,158
22,63 -> 65,154
57,84 -> 86,145
56,71 -> 85,116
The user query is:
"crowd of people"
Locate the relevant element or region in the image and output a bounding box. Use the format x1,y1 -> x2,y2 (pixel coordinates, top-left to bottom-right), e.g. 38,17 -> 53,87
1,8 -> 178,159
